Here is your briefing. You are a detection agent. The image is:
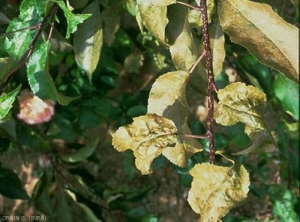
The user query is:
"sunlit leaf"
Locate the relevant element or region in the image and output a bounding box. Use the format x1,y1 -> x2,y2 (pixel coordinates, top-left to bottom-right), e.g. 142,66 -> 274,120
0,166 -> 31,200
27,41 -> 80,105
113,114 -> 184,174
148,71 -> 203,152
218,0 -> 299,82
52,0 -> 91,39
74,0 -> 103,83
0,84 -> 21,119
215,82 -> 267,134
188,163 -> 249,222
59,138 -> 99,163
273,73 -> 299,120
233,130 -> 276,155
136,0 -> 168,44
166,4 -> 207,94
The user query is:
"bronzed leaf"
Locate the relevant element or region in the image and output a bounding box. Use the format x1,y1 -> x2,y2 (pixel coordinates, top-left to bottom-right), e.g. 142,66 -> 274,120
136,0 -> 168,44
166,4 -> 207,94
148,71 -> 203,153
112,114 -> 181,174
215,82 -> 266,134
188,163 -> 249,222
218,0 -> 299,82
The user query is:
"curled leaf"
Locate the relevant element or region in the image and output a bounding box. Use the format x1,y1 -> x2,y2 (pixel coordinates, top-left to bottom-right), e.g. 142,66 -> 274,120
112,114 -> 183,174
215,82 -> 266,134
188,163 -> 250,222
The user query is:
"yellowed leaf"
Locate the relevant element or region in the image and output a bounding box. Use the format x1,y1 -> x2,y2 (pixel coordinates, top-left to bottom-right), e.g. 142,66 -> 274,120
112,114 -> 188,174
188,163 -> 250,222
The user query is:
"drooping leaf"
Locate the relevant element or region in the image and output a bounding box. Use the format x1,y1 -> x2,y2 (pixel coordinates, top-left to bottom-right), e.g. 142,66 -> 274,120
52,0 -> 91,39
166,4 -> 207,94
27,41 -> 80,105
209,18 -> 225,77
214,82 -> 267,134
113,114 -> 185,175
273,73 -> 299,120
0,57 -> 18,85
59,138 -> 99,163
218,0 -> 299,82
65,189 -> 104,222
233,130 -> 276,155
188,163 -> 250,222
33,170 -> 53,215
102,0 -> 121,46
74,0 -> 103,83
0,166 -> 31,200
148,71 -> 203,152
136,0 -> 168,44
0,84 -> 21,119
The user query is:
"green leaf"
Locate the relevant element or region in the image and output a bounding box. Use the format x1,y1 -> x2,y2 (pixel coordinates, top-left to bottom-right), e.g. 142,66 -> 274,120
68,0 -> 89,9
166,4 -> 207,94
0,57 -> 18,85
188,163 -> 250,222
113,114 -> 181,174
148,71 -> 203,152
74,0 -> 103,83
273,73 -> 299,120
59,138 -> 99,163
215,82 -> 267,134
0,119 -> 17,140
27,41 -> 80,105
218,0 -> 299,82
51,196 -> 73,222
65,189 -> 103,222
136,0 -> 168,44
0,84 -> 22,119
52,0 -> 91,39
33,170 -> 53,215
0,167 -> 31,200
268,184 -> 298,221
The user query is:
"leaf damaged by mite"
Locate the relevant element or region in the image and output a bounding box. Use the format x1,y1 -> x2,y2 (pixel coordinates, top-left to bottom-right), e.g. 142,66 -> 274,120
112,114 -> 198,175
188,163 -> 250,222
